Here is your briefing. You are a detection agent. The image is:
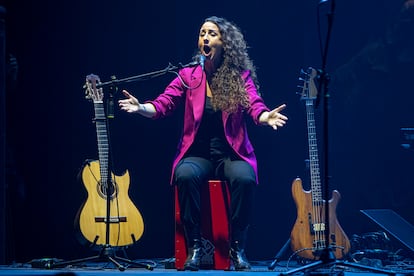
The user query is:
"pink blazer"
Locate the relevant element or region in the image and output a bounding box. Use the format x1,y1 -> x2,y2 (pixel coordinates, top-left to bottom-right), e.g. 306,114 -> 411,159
148,66 -> 270,184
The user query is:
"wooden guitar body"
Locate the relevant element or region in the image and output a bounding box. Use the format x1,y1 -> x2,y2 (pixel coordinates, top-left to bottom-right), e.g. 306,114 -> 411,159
76,160 -> 144,247
290,177 -> 350,260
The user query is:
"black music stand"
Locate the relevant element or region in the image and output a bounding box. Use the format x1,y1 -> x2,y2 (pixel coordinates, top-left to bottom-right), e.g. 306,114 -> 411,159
279,1 -> 397,275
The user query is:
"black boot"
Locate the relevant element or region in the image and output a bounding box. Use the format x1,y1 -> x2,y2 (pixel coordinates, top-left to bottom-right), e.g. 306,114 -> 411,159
184,239 -> 202,271
230,240 -> 251,270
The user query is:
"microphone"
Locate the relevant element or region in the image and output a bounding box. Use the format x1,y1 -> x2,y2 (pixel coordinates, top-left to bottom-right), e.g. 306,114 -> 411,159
199,55 -> 206,71
179,55 -> 205,69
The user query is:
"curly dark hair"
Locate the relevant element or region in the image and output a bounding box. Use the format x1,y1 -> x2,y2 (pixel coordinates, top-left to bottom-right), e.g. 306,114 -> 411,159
197,16 -> 260,113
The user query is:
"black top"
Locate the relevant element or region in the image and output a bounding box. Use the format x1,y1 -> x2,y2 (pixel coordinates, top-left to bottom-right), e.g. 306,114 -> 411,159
186,97 -> 232,161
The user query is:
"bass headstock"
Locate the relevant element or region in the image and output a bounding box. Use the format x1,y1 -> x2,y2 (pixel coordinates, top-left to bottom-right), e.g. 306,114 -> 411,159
298,67 -> 319,101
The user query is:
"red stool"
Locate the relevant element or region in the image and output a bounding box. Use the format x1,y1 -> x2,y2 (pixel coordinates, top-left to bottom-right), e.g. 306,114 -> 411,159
175,180 -> 231,270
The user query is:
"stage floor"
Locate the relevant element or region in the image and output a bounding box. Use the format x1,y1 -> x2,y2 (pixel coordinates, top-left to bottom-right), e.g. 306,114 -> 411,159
1,257 -> 414,276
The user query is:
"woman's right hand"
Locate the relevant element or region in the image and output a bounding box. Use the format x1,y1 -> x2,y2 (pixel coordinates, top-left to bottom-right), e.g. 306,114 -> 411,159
119,90 -> 140,113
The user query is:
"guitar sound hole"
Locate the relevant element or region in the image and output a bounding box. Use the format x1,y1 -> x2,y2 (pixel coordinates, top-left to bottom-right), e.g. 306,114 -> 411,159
96,181 -> 118,200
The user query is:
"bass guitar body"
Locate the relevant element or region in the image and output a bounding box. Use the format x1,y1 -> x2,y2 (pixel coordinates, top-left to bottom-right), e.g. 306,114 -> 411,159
76,160 -> 144,247
290,177 -> 350,260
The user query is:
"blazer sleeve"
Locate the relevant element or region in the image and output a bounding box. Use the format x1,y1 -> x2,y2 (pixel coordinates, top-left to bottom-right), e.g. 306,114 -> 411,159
243,71 -> 270,124
146,71 -> 188,119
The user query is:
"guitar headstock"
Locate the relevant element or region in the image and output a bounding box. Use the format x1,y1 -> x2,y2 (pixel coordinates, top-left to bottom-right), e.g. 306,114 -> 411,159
299,67 -> 318,101
85,74 -> 103,102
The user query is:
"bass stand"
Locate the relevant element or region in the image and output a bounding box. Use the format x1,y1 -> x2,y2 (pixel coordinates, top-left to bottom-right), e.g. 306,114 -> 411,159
280,1 -> 396,275
50,78 -> 153,272
268,238 -> 291,270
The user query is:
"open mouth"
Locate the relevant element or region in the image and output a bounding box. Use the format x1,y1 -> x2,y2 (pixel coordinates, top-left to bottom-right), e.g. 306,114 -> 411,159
203,45 -> 211,55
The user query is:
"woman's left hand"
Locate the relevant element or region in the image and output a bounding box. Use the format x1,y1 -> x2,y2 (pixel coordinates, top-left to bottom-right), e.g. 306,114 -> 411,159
264,104 -> 288,130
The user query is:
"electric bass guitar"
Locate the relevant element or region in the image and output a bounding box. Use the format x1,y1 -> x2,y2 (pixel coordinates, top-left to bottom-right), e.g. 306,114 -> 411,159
290,67 -> 350,260
75,74 -> 144,247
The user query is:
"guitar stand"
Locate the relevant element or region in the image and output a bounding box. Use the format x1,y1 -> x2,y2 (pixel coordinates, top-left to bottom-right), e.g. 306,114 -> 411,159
48,244 -> 154,271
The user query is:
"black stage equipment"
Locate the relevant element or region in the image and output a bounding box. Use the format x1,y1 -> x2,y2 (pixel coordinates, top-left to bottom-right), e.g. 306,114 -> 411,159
361,209 -> 414,259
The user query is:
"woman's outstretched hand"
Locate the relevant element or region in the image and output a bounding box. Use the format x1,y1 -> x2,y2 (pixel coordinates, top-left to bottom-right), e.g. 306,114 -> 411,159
119,90 -> 140,113
260,104 -> 288,130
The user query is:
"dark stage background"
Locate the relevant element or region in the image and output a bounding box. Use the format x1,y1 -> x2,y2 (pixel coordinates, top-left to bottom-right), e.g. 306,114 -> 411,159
1,0 -> 414,265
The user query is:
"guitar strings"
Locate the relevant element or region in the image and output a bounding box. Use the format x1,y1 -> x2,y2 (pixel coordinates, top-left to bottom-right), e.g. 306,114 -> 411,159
306,99 -> 326,252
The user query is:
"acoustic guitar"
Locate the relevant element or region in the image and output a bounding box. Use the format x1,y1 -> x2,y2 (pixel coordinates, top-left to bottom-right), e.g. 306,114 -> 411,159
75,74 -> 144,247
290,67 -> 350,260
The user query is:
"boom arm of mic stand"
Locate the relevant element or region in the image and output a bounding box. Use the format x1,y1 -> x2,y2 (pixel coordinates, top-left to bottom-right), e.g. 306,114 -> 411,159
95,63 -> 182,89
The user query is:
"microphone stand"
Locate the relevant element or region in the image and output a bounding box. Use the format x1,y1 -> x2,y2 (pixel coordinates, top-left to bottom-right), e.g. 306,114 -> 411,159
280,1 -> 396,275
49,61 -> 196,271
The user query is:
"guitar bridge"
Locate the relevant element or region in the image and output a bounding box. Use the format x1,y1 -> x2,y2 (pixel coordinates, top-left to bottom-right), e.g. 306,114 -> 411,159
94,216 -> 127,223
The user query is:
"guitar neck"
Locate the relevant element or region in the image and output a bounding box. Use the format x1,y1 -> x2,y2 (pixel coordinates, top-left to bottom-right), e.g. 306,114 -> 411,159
94,101 -> 110,183
305,99 -> 322,203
